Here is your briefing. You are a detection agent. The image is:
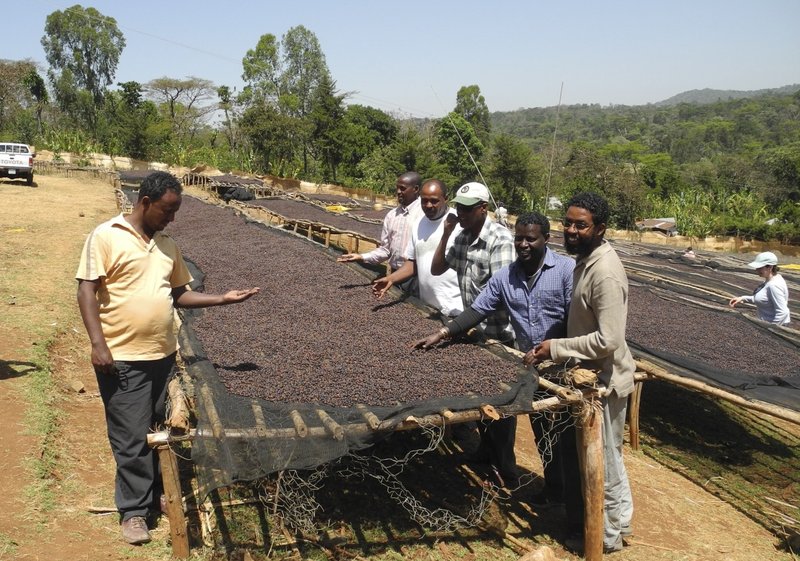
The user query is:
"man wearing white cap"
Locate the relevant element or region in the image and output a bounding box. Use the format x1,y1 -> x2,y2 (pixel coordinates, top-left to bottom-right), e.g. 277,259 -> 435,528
430,181 -> 518,484
729,251 -> 791,325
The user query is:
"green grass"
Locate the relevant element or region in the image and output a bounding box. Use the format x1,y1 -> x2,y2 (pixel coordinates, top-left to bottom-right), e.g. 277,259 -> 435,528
0,532 -> 18,560
19,337 -> 63,517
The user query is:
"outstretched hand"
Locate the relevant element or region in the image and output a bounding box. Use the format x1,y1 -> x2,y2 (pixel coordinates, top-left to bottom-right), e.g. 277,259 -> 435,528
337,253 -> 362,263
728,296 -> 743,308
411,331 -> 445,350
223,287 -> 260,303
523,340 -> 551,367
372,277 -> 393,299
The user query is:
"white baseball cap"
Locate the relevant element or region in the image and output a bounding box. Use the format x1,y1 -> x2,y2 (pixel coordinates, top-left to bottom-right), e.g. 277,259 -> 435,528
747,251 -> 778,269
452,182 -> 490,206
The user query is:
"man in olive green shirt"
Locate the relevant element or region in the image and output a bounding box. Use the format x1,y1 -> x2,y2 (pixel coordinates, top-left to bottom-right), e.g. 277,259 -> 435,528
527,192 -> 634,554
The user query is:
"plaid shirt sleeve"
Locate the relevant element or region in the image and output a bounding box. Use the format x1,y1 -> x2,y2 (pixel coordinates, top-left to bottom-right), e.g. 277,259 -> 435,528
488,224 -> 515,276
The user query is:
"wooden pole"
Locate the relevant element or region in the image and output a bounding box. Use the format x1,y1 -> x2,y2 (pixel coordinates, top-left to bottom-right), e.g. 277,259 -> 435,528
576,397 -> 604,561
635,359 -> 800,426
628,381 -> 644,450
157,445 -> 190,558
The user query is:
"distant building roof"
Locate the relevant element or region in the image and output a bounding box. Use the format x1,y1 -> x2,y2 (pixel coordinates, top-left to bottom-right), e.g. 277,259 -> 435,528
636,217 -> 678,236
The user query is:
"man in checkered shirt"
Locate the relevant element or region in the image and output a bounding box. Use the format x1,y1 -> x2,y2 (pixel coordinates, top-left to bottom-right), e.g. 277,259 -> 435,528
431,182 -> 515,343
430,181 -> 517,483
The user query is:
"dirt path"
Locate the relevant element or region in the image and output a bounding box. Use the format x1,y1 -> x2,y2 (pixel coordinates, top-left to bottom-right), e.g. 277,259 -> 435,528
0,175 -> 795,561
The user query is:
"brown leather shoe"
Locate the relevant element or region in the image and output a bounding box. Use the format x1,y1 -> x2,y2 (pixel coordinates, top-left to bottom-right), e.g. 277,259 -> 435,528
121,516 -> 151,545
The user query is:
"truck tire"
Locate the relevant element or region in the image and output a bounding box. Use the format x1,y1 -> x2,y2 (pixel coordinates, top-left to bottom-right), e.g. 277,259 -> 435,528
26,172 -> 33,186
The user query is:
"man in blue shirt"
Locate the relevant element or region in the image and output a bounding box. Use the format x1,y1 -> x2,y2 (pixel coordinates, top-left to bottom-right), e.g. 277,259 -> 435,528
414,212 -> 578,523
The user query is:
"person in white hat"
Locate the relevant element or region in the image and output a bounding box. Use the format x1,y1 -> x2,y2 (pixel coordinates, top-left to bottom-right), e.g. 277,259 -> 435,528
729,251 -> 791,325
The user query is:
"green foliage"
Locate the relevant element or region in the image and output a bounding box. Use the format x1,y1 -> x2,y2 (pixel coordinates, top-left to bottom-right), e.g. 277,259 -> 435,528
42,4 -> 125,134
41,4 -> 125,104
455,85 -> 491,143
337,105 -> 398,181
239,26 -> 331,174
485,134 -> 543,212
0,59 -> 39,136
40,127 -> 99,156
144,76 -> 216,144
308,74 -> 346,181
433,112 -> 483,188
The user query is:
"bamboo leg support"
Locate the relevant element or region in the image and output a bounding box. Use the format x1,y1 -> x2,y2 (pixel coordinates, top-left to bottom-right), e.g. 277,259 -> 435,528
576,398 -> 604,561
628,380 -> 643,450
355,404 -> 380,430
289,409 -> 308,437
158,445 -> 189,558
317,409 -> 344,440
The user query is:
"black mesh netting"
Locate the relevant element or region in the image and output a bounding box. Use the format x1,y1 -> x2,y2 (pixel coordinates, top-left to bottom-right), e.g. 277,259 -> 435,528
167,196 -> 538,499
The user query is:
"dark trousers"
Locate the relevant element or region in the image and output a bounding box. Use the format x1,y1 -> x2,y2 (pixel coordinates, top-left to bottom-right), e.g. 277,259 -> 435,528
531,412 -> 583,531
477,415 -> 518,480
96,354 -> 175,521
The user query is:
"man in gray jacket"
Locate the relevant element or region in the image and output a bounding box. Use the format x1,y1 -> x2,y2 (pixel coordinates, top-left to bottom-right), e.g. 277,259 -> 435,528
527,192 -> 635,554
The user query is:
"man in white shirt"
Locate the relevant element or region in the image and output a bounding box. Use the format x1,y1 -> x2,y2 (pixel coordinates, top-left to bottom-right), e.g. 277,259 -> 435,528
372,179 -> 462,316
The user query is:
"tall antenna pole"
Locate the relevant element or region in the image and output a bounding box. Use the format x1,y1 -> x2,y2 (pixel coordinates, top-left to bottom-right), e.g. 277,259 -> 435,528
542,82 -> 564,213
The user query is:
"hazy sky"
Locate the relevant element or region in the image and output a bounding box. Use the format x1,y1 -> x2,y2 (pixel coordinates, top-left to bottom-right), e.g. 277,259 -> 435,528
11,0 -> 800,118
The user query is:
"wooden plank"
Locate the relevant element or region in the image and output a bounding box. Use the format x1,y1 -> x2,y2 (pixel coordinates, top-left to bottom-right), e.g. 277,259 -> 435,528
157,446 -> 189,558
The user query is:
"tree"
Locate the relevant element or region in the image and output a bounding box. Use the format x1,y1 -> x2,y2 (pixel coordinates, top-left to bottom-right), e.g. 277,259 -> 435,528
0,59 -> 38,134
486,134 -> 543,212
309,75 -> 346,181
239,26 -> 332,174
144,76 -> 216,143
217,85 -> 239,150
338,104 -> 398,180
241,34 -> 281,104
41,5 -> 125,105
455,85 -> 491,143
97,81 -> 162,160
23,68 -> 49,135
239,100 -> 307,176
433,112 -> 484,188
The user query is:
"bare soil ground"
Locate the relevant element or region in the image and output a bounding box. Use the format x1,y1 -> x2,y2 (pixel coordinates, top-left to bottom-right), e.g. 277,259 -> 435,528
0,175 -> 797,561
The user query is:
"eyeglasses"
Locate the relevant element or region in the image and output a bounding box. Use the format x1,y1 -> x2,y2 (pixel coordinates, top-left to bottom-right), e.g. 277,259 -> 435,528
562,219 -> 594,232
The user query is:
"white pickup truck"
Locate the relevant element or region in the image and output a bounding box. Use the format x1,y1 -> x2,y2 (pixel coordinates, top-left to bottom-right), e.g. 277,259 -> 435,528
0,142 -> 34,186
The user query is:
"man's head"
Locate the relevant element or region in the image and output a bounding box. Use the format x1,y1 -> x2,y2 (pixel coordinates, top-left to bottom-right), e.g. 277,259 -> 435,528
452,182 -> 490,233
419,179 -> 449,221
562,192 -> 608,257
396,171 -> 422,207
137,172 -> 183,234
514,212 -> 550,269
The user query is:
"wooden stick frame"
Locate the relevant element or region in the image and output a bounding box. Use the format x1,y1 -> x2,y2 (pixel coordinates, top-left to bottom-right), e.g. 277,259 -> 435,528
149,369 -> 603,558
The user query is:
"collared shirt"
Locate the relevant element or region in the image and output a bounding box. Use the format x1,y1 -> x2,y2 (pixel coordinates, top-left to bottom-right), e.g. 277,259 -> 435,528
471,248 -> 574,352
404,209 -> 463,316
550,241 -> 636,398
76,214 -> 193,360
445,218 -> 515,342
361,198 -> 422,271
